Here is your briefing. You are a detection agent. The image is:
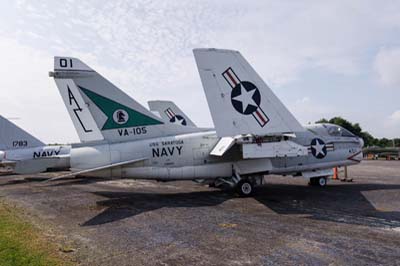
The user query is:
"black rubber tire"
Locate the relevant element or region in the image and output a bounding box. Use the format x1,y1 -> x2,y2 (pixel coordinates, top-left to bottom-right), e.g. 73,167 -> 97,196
309,176 -> 327,187
317,176 -> 327,187
236,180 -> 254,197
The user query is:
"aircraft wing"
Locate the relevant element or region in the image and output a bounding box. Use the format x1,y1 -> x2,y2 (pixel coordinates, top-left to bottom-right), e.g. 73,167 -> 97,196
46,157 -> 147,182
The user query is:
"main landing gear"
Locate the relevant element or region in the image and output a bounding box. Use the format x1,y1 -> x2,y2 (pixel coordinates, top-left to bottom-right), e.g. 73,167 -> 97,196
236,179 -> 254,197
213,173 -> 262,197
308,176 -> 328,187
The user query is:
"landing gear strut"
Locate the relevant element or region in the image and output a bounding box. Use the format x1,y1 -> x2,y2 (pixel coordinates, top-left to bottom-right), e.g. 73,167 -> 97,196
309,176 -> 327,187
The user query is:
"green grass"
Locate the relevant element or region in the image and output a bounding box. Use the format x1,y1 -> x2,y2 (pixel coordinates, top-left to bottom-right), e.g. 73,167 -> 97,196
0,201 -> 72,266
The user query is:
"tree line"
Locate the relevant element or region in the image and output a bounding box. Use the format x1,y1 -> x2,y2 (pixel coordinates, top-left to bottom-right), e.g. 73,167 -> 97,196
316,117 -> 399,148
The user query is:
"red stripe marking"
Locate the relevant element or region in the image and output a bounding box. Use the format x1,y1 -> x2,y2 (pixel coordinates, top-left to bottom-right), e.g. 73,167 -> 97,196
226,71 -> 238,87
255,109 -> 266,124
165,109 -> 173,119
168,109 -> 175,118
347,151 -> 362,162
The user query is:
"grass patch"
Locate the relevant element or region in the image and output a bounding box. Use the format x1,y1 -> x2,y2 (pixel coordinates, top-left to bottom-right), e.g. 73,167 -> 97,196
0,201 -> 73,266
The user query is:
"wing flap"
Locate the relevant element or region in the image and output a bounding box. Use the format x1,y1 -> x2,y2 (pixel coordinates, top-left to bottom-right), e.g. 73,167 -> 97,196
242,141 -> 308,159
210,137 -> 235,156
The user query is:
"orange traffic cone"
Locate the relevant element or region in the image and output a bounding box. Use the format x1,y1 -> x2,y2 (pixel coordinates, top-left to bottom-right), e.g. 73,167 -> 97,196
333,167 -> 338,180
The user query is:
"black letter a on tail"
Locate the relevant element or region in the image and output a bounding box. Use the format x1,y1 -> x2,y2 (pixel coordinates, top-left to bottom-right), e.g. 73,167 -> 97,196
67,86 -> 92,133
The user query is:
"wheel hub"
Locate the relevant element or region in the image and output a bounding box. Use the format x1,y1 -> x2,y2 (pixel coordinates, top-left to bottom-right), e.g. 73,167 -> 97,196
241,183 -> 252,194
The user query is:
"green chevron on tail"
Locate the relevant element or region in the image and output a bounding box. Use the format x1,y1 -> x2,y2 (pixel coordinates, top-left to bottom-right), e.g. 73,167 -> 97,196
79,86 -> 163,130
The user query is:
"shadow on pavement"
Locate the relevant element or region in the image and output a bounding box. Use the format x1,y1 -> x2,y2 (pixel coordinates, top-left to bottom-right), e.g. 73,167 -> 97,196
83,182 -> 400,228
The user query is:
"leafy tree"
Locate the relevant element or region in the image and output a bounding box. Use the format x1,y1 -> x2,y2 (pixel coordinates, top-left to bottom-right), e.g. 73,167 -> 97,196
315,118 -> 329,124
315,116 -> 398,148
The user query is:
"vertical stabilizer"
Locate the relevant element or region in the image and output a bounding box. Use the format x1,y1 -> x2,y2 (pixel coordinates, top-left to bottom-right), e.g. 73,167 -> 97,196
51,57 -> 201,143
0,116 -> 44,150
148,100 -> 197,127
193,48 -> 304,137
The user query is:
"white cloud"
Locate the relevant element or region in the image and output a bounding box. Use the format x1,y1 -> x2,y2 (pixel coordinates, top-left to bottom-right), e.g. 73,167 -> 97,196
0,37 -> 79,144
383,110 -> 400,138
374,47 -> 400,87
296,97 -> 310,104
291,97 -> 335,125
388,110 -> 400,124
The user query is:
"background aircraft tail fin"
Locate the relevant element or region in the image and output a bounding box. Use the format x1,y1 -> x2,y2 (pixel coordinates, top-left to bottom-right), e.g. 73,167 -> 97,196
51,57 -> 200,143
193,48 -> 304,137
148,100 -> 197,127
0,115 -> 44,150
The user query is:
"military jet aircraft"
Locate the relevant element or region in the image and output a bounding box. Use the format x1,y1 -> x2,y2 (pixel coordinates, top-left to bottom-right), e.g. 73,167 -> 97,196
0,115 -> 70,174
0,101 -> 193,175
48,49 -> 363,196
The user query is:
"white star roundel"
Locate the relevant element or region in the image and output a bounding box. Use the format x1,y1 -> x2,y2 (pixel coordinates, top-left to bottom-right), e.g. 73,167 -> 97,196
310,138 -> 327,159
231,81 -> 261,115
170,115 -> 187,126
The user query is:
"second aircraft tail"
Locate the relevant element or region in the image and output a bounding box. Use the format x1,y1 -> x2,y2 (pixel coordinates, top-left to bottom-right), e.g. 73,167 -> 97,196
0,115 -> 44,151
148,100 -> 197,127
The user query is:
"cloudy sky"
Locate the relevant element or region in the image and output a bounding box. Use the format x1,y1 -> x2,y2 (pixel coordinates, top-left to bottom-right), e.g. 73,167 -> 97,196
0,0 -> 399,143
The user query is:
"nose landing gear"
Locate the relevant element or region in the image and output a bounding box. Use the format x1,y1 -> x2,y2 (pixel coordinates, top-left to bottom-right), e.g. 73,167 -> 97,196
308,176 -> 328,187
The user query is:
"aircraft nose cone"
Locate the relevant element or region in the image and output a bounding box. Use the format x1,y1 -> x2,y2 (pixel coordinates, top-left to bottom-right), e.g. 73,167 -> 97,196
358,137 -> 364,148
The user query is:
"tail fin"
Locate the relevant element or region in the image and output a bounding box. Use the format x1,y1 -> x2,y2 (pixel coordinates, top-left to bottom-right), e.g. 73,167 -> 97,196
193,48 -> 304,137
51,57 -> 199,143
0,116 -> 44,150
148,100 -> 197,127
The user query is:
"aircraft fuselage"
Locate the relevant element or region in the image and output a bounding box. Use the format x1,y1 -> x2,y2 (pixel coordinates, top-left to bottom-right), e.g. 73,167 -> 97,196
1,145 -> 71,174
71,124 -> 363,180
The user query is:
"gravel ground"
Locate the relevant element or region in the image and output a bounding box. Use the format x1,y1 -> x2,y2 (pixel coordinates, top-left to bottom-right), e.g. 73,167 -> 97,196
0,160 -> 400,266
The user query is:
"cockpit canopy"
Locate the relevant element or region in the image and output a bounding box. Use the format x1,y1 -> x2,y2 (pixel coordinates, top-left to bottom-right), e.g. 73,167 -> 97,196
305,123 -> 356,138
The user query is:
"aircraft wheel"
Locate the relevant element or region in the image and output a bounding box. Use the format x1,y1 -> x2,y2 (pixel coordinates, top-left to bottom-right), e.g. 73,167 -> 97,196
236,179 -> 254,197
309,176 -> 327,187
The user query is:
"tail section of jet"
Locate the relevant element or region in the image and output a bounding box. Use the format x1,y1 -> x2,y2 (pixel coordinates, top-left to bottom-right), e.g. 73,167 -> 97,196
0,115 -> 44,151
148,100 -> 197,127
193,48 -> 305,137
0,115 -> 70,174
51,57 -> 201,143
